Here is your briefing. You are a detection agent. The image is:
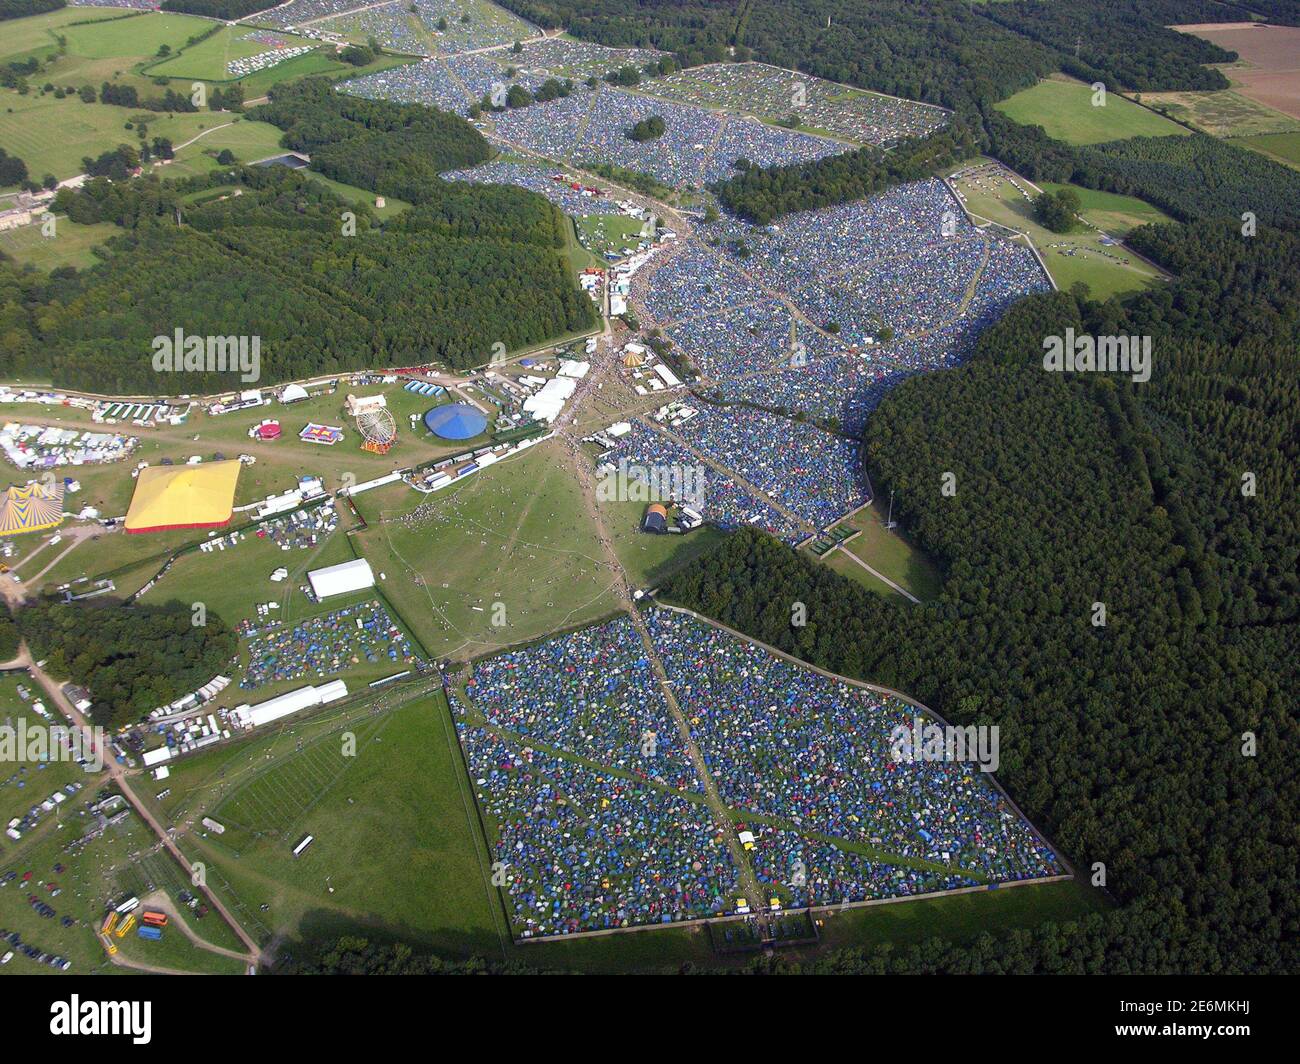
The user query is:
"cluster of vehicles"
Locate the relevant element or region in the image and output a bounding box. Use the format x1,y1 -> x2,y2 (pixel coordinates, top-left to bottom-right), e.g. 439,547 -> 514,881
1,928 -> 72,970
100,897 -> 169,952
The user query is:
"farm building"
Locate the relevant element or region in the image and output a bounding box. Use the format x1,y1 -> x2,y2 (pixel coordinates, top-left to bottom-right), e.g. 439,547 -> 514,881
307,558 -> 375,600
124,460 -> 241,534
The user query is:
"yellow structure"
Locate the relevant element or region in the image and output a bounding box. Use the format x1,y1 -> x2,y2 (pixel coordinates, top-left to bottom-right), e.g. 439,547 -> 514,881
125,460 -> 242,534
0,481 -> 64,537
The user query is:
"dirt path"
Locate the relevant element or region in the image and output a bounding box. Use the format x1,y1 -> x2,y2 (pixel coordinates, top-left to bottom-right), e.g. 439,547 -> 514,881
14,646 -> 264,969
640,415 -> 815,533
832,543 -> 921,604
140,890 -> 252,963
553,356 -> 769,926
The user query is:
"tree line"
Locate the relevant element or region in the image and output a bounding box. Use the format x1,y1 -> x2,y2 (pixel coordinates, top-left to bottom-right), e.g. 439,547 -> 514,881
496,0 -> 1246,113
987,116 -> 1300,233
0,139 -> 594,389
15,599 -> 238,730
711,122 -> 977,224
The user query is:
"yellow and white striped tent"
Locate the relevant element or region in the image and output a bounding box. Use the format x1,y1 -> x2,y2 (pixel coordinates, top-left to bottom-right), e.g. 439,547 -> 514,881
0,481 -> 65,537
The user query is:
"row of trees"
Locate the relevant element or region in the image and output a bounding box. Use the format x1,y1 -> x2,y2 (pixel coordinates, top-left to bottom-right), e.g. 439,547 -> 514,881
711,122 -> 976,224
987,116 -> 1300,233
159,0 -> 272,18
15,600 -> 238,730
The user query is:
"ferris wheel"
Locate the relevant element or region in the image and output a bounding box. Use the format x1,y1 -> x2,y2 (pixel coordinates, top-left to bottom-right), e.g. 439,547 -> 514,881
355,405 -> 397,455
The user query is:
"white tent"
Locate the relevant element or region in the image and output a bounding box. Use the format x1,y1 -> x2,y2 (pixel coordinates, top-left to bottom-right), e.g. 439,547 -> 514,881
308,558 -> 375,599
522,377 -> 577,424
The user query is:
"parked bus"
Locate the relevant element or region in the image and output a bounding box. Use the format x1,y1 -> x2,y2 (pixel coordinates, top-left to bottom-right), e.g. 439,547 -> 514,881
141,910 -> 168,928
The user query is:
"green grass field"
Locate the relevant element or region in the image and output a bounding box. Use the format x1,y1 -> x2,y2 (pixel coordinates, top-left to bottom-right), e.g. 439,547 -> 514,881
60,12 -> 213,61
0,216 -> 116,270
0,10 -> 415,189
353,441 -> 621,662
0,675 -> 84,841
0,7 -> 124,64
0,89 -> 234,185
145,26 -> 321,84
952,160 -> 1169,300
167,690 -> 509,957
163,116 -> 288,178
0,788 -> 246,975
576,213 -> 648,260
995,76 -> 1190,145
815,499 -> 942,601
1037,182 -> 1174,238
812,877 -> 1104,954
1232,130 -> 1300,169
596,473 -> 725,589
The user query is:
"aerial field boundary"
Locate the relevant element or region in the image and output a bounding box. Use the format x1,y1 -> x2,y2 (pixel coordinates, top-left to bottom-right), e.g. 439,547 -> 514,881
649,602 -> 1077,880
513,870 -> 1076,945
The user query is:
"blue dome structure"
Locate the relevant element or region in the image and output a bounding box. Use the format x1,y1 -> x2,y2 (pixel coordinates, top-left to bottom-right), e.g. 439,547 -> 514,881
424,402 -> 488,440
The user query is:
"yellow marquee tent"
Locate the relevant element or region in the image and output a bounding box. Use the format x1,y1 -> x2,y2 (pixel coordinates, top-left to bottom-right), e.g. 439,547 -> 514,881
125,460 -> 242,534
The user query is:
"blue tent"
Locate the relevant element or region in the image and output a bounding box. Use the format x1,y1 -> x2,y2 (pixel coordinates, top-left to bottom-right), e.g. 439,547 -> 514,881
424,403 -> 487,440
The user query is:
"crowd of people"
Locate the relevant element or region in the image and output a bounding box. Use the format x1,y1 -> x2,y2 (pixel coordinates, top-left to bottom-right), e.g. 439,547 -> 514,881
647,610 -> 1064,886
602,419 -> 804,543
715,179 -> 974,292
443,159 -> 609,215
489,87 -> 848,190
716,357 -> 917,437
463,614 -> 696,790
790,236 -> 986,341
257,0 -> 373,30
454,701 -> 740,936
673,403 -> 866,528
750,825 -> 978,909
237,600 -> 421,689
342,57 -> 473,114
665,299 -> 800,378
511,36 -> 666,79
449,609 -> 1063,936
641,62 -> 949,148
317,2 -> 429,54
636,243 -> 767,325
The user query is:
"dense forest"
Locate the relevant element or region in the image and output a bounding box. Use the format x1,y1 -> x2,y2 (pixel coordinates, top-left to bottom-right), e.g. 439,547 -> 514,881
653,215 -> 1300,974
16,600 -> 238,729
0,0 -> 63,19
160,0 -> 274,18
713,122 -> 976,224
497,0 -> 1251,112
0,82 -> 596,389
980,0 -> 1233,92
250,80 -> 491,204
